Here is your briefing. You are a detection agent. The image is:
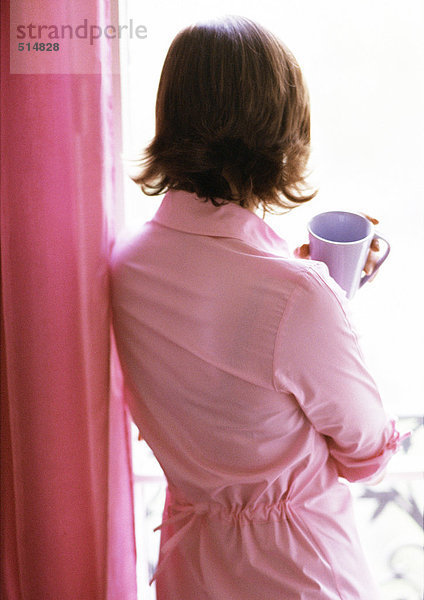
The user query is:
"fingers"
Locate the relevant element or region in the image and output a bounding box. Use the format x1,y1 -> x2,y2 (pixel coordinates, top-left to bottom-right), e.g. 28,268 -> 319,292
363,243 -> 381,280
360,213 -> 381,281
363,254 -> 377,276
294,243 -> 310,259
370,237 -> 380,252
360,213 -> 379,226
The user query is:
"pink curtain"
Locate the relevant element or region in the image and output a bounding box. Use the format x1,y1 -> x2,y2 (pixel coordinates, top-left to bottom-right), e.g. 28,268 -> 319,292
0,0 -> 137,598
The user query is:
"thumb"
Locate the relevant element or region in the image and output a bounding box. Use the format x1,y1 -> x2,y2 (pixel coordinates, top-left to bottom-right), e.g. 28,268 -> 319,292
294,243 -> 310,259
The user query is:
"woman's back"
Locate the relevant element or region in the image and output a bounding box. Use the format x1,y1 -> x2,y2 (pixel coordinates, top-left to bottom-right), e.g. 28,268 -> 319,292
112,191 -> 319,497
111,190 -> 398,599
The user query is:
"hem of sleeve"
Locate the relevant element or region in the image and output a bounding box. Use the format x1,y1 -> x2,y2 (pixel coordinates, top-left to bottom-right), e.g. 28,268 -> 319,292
333,419 -> 410,483
381,418 -> 410,453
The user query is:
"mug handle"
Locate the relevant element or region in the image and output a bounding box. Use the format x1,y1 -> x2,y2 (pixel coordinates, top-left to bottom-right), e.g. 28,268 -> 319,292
360,232 -> 391,287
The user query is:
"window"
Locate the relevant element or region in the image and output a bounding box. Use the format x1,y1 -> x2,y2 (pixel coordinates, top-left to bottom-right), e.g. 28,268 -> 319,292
118,2 -> 424,598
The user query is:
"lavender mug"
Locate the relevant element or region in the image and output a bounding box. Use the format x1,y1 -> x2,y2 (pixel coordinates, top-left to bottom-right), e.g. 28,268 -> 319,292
308,211 -> 390,299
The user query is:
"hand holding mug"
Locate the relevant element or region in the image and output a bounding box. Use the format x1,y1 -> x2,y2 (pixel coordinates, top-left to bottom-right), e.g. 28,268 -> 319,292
295,214 -> 380,276
295,212 -> 390,299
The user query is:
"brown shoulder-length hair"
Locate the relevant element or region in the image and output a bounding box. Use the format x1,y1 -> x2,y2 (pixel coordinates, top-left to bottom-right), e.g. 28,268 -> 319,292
132,15 -> 317,213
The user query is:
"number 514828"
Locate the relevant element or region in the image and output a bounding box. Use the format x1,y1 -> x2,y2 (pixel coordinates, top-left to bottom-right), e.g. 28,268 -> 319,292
18,42 -> 60,51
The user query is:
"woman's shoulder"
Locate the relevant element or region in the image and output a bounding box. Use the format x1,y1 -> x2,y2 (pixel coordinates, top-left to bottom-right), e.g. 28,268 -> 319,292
109,224 -> 153,273
109,233 -> 134,278
276,255 -> 342,292
275,256 -> 350,317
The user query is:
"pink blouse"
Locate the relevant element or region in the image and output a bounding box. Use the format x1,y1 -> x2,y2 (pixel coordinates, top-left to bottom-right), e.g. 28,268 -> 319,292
111,190 -> 404,600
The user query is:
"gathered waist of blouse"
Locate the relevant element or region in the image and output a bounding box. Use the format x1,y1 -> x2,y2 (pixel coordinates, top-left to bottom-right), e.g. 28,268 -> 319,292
149,495 -> 294,585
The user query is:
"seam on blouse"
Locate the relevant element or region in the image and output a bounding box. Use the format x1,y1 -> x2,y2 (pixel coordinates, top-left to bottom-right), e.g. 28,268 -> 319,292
306,264 -> 367,362
271,272 -> 306,393
272,263 -> 367,395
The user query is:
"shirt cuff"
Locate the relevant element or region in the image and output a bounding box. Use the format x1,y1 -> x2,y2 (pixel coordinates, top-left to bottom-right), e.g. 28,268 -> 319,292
331,419 -> 410,483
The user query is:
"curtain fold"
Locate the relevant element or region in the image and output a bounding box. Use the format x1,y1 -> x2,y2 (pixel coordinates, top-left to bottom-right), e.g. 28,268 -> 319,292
0,0 -> 137,598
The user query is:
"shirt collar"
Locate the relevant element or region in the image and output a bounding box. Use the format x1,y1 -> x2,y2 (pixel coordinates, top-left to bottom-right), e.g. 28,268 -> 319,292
152,190 -> 290,256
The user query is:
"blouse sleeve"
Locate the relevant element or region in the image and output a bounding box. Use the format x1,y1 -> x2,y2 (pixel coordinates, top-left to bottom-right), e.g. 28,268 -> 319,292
273,261 -> 405,482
